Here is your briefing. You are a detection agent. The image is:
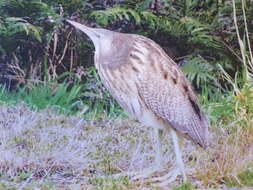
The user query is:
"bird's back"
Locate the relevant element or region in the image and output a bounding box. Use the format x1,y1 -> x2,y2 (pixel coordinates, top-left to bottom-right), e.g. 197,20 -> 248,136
95,33 -> 209,148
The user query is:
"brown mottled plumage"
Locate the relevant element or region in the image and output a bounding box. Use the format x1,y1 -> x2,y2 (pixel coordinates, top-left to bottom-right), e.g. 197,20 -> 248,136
99,34 -> 208,147
67,20 -> 209,184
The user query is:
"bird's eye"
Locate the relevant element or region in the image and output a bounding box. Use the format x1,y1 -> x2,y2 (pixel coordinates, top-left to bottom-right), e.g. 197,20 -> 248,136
95,34 -> 100,38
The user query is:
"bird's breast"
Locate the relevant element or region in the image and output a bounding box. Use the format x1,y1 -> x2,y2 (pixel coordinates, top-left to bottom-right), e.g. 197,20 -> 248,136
93,39 -> 165,122
95,58 -> 144,119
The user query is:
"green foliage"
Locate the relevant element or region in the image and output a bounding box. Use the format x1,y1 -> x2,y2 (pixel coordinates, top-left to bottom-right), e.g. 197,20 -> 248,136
0,0 -> 58,47
0,82 -> 84,114
181,55 -> 223,94
206,0 -> 253,128
0,69 -> 122,118
91,7 -> 141,26
0,17 -> 42,43
0,0 -> 62,89
206,83 -> 253,130
44,0 -> 89,15
0,0 -> 56,18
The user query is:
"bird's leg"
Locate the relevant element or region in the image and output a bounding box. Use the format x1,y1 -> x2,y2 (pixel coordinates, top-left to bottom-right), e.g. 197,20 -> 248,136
154,128 -> 163,170
170,129 -> 187,182
152,129 -> 187,186
130,128 -> 164,180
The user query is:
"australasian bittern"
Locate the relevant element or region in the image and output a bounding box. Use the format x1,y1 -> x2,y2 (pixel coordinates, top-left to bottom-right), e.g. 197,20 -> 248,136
67,20 -> 209,186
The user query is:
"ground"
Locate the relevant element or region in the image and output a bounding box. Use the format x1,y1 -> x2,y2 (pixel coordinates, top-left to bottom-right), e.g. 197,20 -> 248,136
0,103 -> 252,190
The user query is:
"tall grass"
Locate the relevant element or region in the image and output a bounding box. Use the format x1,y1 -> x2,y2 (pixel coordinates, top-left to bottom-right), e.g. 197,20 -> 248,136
0,70 -> 123,118
0,83 -> 83,114
194,0 -> 253,187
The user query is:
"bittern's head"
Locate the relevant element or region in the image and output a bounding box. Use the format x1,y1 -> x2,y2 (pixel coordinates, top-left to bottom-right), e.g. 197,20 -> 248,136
66,20 -> 114,56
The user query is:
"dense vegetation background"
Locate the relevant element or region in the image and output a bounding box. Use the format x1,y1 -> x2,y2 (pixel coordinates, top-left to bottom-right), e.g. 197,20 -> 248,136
0,0 -> 252,189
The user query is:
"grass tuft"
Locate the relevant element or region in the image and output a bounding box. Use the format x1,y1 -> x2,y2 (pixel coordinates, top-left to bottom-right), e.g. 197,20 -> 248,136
172,183 -> 194,190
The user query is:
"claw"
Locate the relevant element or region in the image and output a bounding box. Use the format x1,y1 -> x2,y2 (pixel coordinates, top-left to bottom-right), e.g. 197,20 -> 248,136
112,166 -> 166,181
152,168 -> 181,187
131,166 -> 166,181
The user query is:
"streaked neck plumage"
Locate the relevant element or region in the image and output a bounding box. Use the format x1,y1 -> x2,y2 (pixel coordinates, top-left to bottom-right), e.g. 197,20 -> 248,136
67,20 -> 114,59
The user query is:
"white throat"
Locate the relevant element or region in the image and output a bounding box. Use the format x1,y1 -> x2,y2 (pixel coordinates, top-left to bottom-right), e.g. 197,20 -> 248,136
95,38 -> 112,57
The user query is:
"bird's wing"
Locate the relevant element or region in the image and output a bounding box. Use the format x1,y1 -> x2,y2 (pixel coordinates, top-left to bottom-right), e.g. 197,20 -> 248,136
137,56 -> 209,148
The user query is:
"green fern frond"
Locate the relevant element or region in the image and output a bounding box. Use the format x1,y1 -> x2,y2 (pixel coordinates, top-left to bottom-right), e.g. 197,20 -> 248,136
141,11 -> 170,30
91,7 -> 173,31
91,7 -> 141,26
179,17 -> 222,49
181,55 -> 220,90
2,17 -> 42,42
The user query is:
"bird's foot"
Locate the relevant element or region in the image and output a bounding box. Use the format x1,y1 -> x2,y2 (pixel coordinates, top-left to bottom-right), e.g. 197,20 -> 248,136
131,166 -> 165,181
112,166 -> 165,181
113,166 -> 186,187
151,167 -> 186,187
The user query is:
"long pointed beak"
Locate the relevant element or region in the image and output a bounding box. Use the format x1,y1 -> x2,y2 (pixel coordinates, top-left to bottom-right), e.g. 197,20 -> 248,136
66,19 -> 98,43
66,20 -> 90,31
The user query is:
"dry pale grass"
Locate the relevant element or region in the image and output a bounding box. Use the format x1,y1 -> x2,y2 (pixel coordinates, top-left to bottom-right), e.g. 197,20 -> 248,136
194,126 -> 253,187
0,103 -> 174,189
0,103 -> 252,189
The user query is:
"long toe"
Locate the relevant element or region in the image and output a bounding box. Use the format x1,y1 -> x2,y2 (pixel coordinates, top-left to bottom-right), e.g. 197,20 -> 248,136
152,168 -> 183,187
131,166 -> 166,181
112,166 -> 165,181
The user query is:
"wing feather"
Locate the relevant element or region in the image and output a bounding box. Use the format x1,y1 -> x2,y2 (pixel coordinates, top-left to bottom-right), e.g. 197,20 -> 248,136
138,63 -> 209,148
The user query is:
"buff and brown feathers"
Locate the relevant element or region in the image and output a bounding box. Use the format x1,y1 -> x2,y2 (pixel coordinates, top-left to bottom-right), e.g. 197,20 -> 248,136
67,20 -> 209,148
